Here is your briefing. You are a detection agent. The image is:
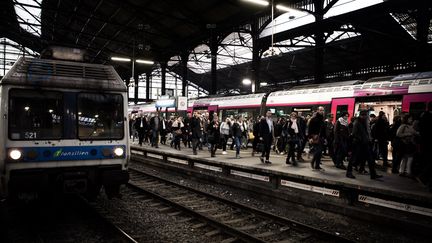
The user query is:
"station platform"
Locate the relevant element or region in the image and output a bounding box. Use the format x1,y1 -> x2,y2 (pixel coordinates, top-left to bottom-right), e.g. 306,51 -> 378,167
130,142 -> 432,231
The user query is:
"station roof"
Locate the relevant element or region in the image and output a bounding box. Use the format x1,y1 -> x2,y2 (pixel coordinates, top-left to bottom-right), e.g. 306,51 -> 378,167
1,0 -> 432,93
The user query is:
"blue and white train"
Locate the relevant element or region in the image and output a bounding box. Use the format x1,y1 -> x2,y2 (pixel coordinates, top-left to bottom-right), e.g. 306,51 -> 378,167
0,55 -> 129,199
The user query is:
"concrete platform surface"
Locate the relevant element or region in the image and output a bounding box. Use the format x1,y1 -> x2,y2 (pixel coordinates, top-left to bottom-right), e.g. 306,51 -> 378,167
131,142 -> 432,203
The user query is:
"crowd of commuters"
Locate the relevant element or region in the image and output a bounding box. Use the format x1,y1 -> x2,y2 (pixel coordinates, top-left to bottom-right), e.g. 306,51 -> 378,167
129,103 -> 432,191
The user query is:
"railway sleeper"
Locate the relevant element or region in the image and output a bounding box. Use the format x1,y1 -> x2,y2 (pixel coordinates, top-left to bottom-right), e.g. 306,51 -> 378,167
220,237 -> 238,243
205,229 -> 222,237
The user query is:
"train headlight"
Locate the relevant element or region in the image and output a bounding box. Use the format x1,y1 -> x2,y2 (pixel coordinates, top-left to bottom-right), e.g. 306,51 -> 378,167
113,147 -> 124,157
9,149 -> 22,160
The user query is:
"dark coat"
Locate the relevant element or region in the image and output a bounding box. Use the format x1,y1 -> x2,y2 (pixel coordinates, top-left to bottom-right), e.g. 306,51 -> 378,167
150,116 -> 161,131
308,113 -> 325,138
352,118 -> 370,145
207,121 -> 220,143
134,117 -> 148,132
190,117 -> 202,139
259,118 -> 274,138
231,122 -> 243,138
334,120 -> 350,147
372,117 -> 389,141
283,119 -> 301,138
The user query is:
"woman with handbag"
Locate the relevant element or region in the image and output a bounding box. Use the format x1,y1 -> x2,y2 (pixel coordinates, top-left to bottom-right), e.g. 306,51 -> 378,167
396,114 -> 419,177
207,115 -> 220,157
285,112 -> 300,166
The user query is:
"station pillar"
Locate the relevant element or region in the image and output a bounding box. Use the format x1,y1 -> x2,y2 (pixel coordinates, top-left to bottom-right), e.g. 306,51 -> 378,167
313,0 -> 325,84
134,72 -> 139,104
146,70 -> 151,101
161,61 -> 167,96
251,18 -> 262,93
181,52 -> 188,97
210,35 -> 218,95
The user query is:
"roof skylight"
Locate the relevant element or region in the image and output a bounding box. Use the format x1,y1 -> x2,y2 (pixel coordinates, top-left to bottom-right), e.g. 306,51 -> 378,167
14,0 -> 42,37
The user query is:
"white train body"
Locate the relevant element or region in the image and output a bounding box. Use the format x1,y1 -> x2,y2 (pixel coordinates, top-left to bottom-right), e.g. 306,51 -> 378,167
0,57 -> 129,198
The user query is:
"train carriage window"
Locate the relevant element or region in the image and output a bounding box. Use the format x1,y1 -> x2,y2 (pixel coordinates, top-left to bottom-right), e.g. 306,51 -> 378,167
409,102 -> 426,118
9,89 -> 63,140
336,105 -> 348,119
78,93 -> 124,140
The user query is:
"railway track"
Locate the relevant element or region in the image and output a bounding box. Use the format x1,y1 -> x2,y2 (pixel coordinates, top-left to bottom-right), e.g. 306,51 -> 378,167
128,167 -> 354,243
79,196 -> 139,243
1,195 -> 138,243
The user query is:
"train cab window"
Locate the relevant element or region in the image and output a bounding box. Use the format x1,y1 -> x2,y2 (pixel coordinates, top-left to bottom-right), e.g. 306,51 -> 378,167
8,89 -> 63,140
77,93 -> 124,140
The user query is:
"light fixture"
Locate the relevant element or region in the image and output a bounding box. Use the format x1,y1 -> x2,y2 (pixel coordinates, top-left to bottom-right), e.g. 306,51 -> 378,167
242,78 -> 252,85
94,114 -> 99,118
111,57 -> 131,62
242,0 -> 269,6
276,4 -> 302,16
136,59 -> 154,65
48,109 -> 53,113
9,149 -> 22,160
24,106 -> 30,111
275,4 -> 291,12
113,147 -> 124,157
260,82 -> 268,86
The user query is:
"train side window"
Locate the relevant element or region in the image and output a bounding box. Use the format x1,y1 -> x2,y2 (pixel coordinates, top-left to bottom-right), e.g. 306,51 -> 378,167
77,93 -> 124,140
8,89 -> 63,140
409,102 -> 426,117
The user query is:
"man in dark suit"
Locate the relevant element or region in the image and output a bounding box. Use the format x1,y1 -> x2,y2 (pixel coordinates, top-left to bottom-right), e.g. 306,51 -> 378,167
149,112 -> 161,148
190,111 -> 202,155
134,113 -> 147,146
259,110 -> 274,164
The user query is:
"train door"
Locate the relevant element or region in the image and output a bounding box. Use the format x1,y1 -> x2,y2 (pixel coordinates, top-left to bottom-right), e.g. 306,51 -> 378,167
193,105 -> 218,120
402,93 -> 432,118
354,96 -> 402,124
207,105 -> 218,120
331,98 -> 355,120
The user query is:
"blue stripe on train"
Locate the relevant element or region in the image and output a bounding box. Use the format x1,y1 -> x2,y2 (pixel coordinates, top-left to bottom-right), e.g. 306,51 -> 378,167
13,145 -> 126,162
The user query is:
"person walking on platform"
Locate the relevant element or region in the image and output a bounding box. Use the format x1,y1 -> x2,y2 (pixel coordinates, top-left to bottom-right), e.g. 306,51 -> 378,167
259,110 -> 275,164
296,112 -> 307,162
183,113 -> 192,148
207,115 -> 220,157
308,106 -> 326,170
346,110 -> 383,179
134,113 -> 148,146
219,118 -> 231,155
284,112 -> 301,166
324,114 -> 336,165
172,117 -> 184,150
334,112 -> 349,170
372,111 -> 390,167
396,114 -> 418,177
232,117 -> 243,159
190,111 -> 202,155
251,116 -> 261,156
160,117 -> 168,145
150,112 -> 161,148
389,116 -> 402,173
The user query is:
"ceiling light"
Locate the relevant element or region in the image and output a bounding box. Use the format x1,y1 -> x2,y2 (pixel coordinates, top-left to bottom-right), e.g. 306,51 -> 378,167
276,4 -> 303,15
242,78 -> 252,85
242,0 -> 269,6
260,82 -> 268,86
136,59 -> 154,65
111,57 -> 131,62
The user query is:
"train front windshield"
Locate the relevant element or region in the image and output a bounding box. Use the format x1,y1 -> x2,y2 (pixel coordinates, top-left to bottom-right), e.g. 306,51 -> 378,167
8,90 -> 124,140
78,93 -> 124,140
8,89 -> 63,140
